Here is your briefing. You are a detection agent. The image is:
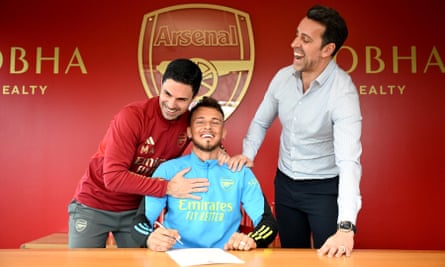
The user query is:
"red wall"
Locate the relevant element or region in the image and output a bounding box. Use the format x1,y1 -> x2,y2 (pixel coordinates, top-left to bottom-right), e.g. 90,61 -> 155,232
1,0 -> 444,249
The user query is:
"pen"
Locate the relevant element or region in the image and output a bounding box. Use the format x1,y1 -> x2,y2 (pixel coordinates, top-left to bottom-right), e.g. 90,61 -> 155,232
154,221 -> 184,245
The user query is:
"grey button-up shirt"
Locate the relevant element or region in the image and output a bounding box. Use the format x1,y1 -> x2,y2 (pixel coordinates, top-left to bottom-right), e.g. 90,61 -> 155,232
243,60 -> 362,223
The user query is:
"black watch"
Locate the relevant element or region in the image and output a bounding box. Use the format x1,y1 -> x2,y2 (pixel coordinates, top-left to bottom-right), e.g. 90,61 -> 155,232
337,221 -> 356,233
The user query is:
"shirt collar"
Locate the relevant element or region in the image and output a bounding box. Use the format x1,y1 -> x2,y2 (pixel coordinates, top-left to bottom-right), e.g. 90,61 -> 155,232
293,60 -> 337,93
315,60 -> 336,86
190,150 -> 219,168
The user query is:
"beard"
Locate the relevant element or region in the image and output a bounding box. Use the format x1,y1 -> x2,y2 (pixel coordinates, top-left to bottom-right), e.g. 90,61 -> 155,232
192,137 -> 220,152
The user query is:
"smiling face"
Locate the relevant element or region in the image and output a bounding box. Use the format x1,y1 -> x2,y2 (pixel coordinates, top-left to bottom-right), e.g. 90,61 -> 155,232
158,78 -> 194,121
187,106 -> 226,154
290,17 -> 334,76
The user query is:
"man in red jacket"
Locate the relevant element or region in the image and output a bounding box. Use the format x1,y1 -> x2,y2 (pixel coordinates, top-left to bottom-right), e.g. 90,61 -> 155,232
69,58 -> 211,248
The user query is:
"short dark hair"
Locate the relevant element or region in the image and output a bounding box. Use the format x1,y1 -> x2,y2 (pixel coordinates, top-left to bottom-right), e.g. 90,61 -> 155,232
188,96 -> 224,125
307,5 -> 348,56
162,58 -> 202,97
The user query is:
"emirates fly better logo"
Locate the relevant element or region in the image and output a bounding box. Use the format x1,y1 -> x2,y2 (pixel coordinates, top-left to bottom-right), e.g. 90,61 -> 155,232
138,4 -> 254,119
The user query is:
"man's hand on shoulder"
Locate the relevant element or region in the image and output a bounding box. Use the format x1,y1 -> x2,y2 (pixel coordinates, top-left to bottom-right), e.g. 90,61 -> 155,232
226,154 -> 254,171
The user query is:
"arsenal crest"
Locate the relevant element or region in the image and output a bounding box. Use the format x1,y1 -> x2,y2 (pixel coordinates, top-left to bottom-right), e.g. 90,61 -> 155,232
220,178 -> 235,191
138,4 -> 255,120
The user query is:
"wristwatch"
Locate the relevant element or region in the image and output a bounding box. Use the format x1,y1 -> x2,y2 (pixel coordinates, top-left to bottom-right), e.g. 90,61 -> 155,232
337,221 -> 356,233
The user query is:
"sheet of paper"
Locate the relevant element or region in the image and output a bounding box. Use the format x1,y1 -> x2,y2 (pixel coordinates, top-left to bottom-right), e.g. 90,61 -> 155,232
166,248 -> 245,267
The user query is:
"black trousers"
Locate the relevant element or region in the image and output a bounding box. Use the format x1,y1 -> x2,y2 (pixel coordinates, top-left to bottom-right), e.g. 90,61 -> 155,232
274,168 -> 338,248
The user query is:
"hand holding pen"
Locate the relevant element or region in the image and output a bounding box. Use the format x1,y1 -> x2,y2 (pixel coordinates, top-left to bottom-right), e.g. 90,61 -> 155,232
155,221 -> 183,245
147,221 -> 183,252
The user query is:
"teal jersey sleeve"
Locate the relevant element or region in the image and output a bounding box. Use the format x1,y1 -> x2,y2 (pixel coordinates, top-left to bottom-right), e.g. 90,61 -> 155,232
144,164 -> 169,224
239,167 -> 266,226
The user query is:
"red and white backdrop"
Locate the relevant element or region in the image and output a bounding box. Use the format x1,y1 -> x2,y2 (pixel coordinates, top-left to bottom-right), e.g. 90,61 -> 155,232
1,0 -> 444,249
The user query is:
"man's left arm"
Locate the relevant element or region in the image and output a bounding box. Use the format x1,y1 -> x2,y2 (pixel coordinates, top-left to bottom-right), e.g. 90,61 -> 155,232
320,80 -> 363,257
247,195 -> 278,248
242,170 -> 278,248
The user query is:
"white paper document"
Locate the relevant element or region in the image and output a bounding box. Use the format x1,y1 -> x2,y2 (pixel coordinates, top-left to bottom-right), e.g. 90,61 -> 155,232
166,248 -> 245,266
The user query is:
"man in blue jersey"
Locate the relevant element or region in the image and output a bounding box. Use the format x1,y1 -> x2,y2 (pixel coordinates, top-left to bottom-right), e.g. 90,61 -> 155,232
131,96 -> 277,251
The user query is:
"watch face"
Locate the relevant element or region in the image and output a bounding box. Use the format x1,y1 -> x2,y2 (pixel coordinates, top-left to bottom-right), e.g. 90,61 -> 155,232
340,221 -> 352,229
338,221 -> 356,233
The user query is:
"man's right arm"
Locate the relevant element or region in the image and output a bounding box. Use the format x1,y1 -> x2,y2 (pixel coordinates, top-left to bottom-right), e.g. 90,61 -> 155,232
227,84 -> 278,171
131,200 -> 152,248
243,76 -> 280,160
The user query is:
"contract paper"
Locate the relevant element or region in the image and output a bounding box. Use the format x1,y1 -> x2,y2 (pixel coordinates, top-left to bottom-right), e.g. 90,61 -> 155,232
166,248 -> 245,266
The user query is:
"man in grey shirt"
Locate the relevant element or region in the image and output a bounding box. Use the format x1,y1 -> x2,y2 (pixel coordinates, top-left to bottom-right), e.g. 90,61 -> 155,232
229,5 -> 362,257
